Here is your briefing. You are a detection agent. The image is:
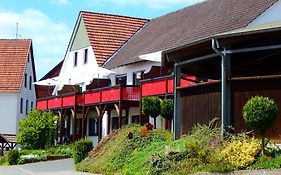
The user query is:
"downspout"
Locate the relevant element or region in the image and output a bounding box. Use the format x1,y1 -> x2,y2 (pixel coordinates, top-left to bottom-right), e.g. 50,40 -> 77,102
212,38 -> 231,136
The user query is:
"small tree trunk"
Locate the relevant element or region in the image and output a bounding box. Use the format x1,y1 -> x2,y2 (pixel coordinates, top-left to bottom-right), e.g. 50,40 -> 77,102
153,117 -> 157,129
261,134 -> 265,155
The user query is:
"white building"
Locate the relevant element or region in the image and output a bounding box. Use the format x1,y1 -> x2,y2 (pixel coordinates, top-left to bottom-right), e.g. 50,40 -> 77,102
0,39 -> 36,135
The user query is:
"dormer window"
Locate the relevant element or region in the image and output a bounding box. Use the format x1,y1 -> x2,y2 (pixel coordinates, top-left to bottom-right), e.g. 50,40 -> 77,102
74,52 -> 78,67
84,49 -> 88,64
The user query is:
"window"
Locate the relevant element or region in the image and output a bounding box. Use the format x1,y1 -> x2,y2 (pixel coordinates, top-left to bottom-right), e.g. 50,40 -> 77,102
20,98 -> 23,113
115,75 -> 127,86
88,118 -> 98,136
29,76 -> 32,90
26,100 -> 28,114
74,52 -> 78,67
84,49 -> 88,64
31,101 -> 33,110
24,73 -> 27,88
133,71 -> 143,86
28,55 -> 30,62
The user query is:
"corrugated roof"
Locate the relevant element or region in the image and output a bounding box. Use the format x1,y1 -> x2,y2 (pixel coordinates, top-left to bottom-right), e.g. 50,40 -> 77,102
0,39 -> 32,92
103,0 -> 277,69
81,11 -> 148,66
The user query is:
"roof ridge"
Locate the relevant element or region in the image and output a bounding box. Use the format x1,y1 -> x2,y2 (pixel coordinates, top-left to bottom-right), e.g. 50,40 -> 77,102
0,39 -> 32,41
80,10 -> 150,21
151,0 -> 207,21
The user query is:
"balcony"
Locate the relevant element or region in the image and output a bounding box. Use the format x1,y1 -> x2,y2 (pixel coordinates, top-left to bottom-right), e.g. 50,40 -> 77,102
37,85 -> 140,110
140,75 -> 196,97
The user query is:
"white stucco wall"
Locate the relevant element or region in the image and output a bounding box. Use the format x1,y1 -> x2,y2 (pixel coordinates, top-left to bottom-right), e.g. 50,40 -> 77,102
249,1 -> 281,26
55,46 -> 99,94
17,52 -> 36,134
110,61 -> 161,86
0,93 -> 18,134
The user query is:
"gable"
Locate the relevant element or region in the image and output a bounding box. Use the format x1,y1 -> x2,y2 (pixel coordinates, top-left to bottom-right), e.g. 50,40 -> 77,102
70,18 -> 91,51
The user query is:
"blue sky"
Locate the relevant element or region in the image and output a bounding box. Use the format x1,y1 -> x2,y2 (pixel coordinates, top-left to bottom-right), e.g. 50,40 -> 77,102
0,0 -> 204,79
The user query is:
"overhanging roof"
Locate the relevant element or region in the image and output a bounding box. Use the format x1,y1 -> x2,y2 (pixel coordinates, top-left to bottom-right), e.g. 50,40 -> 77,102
164,21 -> 281,79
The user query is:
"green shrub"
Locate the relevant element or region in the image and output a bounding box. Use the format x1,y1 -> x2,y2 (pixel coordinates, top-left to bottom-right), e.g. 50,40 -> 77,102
17,110 -> 59,149
160,98 -> 173,130
243,96 -> 278,153
6,149 -> 20,165
248,154 -> 281,170
73,139 -> 93,164
142,97 -> 161,128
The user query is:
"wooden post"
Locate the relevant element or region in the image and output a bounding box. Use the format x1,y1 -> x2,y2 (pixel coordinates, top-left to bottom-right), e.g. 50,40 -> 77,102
82,107 -> 90,138
71,108 -> 76,143
139,83 -> 143,125
58,109 -> 66,143
125,108 -> 129,125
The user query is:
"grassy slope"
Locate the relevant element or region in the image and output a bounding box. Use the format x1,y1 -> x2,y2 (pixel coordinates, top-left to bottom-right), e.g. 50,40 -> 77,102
76,124 -> 172,175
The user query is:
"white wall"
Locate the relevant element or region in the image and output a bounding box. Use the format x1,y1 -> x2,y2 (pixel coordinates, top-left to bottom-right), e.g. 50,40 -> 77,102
110,61 -> 161,85
249,1 -> 281,26
55,46 -> 99,93
0,93 -> 18,134
17,52 -> 36,134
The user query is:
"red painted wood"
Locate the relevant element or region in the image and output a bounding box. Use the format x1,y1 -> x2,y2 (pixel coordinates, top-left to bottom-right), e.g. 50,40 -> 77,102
84,91 -> 101,104
48,97 -> 62,109
37,100 -> 47,110
142,80 -> 166,96
77,94 -> 84,106
122,87 -> 140,100
101,87 -> 120,102
62,95 -> 75,107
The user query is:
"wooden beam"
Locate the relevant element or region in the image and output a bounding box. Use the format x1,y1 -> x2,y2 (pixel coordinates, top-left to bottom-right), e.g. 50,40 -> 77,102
174,65 -> 181,139
82,107 -> 91,138
107,109 -> 111,134
71,108 -> 76,143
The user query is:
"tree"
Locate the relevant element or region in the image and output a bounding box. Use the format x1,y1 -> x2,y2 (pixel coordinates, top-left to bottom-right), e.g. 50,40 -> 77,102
17,110 -> 59,149
243,96 -> 277,154
142,97 -> 161,128
160,98 -> 174,130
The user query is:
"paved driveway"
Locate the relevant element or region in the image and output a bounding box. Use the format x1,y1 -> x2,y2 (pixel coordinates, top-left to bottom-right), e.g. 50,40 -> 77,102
0,159 -> 96,175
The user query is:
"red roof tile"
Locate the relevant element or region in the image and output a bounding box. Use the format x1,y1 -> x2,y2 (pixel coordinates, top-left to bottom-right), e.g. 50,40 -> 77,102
80,11 -> 148,66
0,39 -> 32,92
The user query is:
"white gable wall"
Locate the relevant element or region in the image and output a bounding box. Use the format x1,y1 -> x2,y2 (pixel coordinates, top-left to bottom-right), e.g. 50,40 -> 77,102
249,1 -> 281,26
0,93 -> 18,134
17,52 -> 36,134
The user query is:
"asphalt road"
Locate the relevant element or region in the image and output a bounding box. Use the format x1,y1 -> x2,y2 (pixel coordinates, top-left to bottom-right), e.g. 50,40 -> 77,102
0,159 -> 96,175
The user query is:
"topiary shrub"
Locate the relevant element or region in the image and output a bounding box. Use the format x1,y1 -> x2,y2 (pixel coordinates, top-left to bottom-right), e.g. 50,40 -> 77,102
6,149 -> 20,165
243,96 -> 277,154
160,98 -> 174,130
142,97 -> 161,128
73,139 -> 93,164
17,110 -> 59,149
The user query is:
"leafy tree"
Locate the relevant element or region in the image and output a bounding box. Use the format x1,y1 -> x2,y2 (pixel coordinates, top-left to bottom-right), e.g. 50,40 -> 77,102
160,98 -> 174,130
17,110 -> 59,149
243,96 -> 277,154
142,97 -> 161,128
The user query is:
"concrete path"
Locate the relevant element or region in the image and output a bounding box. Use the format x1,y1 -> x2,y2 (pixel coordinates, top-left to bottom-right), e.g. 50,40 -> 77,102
0,159 -> 96,175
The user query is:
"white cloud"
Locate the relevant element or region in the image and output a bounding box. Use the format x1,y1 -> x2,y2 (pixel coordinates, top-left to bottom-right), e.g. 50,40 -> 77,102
51,0 -> 70,5
92,0 -> 205,9
0,8 -> 71,79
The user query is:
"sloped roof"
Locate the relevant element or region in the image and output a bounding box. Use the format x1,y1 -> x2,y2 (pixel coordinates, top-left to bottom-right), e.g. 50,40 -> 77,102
40,60 -> 63,81
0,39 -> 32,92
103,0 -> 277,69
81,11 -> 149,66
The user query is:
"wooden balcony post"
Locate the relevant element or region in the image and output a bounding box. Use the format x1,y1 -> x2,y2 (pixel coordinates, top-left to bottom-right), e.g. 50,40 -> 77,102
174,64 -> 181,139
139,83 -> 143,125
82,107 -> 90,138
58,109 -> 66,143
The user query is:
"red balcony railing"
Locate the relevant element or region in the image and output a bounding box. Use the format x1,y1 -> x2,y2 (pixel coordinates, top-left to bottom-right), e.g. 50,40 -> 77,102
141,75 -> 196,97
36,85 -> 140,110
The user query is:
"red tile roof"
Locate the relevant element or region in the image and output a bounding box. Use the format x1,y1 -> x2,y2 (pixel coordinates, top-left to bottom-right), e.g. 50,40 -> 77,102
80,11 -> 148,66
0,39 -> 32,92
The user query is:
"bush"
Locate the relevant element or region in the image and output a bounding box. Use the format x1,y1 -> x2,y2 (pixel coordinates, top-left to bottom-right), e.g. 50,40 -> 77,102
6,149 -> 20,165
142,97 -> 161,128
219,135 -> 261,168
243,96 -> 277,135
73,139 -> 93,164
243,96 -> 277,153
17,110 -> 59,149
160,98 -> 173,130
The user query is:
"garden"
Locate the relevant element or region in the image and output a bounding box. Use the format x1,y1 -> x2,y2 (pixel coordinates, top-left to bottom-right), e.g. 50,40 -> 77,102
75,95 -> 281,174
0,110 -> 92,166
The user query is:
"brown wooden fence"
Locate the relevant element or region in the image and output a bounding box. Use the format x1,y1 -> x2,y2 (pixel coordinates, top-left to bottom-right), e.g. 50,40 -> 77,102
179,75 -> 281,142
